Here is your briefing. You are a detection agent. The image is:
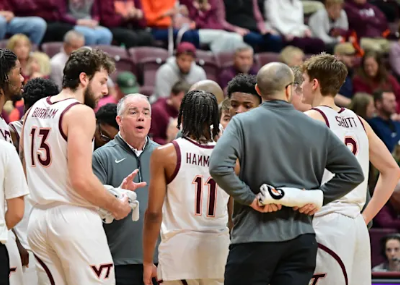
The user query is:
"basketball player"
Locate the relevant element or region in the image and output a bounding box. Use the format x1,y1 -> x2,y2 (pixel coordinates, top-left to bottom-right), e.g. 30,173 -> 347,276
300,53 -> 400,285
20,48 -> 145,285
9,78 -> 59,285
9,78 -> 59,148
0,48 -> 28,285
143,90 -> 230,285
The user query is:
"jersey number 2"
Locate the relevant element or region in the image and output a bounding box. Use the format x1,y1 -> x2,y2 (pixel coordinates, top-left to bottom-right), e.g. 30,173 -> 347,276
30,127 -> 52,167
344,136 -> 358,155
192,176 -> 217,217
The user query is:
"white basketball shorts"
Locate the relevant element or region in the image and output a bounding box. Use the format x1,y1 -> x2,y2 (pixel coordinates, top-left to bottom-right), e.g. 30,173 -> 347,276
28,204 -> 115,285
311,213 -> 371,285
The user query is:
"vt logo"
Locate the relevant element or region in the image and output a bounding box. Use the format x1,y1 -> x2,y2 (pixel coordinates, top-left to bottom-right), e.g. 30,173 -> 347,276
91,263 -> 113,279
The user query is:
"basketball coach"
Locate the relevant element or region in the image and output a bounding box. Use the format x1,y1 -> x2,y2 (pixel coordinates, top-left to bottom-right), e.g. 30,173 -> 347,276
209,63 -> 365,285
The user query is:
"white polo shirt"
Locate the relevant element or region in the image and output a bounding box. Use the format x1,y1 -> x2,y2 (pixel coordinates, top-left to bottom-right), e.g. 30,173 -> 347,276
0,140 -> 29,244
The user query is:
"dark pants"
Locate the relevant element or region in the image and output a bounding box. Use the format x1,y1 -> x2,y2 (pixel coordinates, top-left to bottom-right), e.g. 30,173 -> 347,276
42,22 -> 74,43
151,28 -> 200,48
115,264 -> 157,285
111,28 -> 154,48
0,243 -> 10,285
243,31 -> 284,53
224,234 -> 317,285
287,37 -> 326,55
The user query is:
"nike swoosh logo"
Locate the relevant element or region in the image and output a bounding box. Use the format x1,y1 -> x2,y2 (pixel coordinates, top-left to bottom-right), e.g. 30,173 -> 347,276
115,158 -> 126,163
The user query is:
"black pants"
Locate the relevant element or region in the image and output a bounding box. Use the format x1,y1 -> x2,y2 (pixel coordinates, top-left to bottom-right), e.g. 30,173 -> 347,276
0,243 -> 10,285
224,234 -> 317,285
111,28 -> 154,48
42,22 -> 74,43
115,264 -> 157,285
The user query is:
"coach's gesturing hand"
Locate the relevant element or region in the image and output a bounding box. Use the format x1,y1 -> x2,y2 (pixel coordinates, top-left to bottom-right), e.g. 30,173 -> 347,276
120,169 -> 147,191
250,198 -> 282,213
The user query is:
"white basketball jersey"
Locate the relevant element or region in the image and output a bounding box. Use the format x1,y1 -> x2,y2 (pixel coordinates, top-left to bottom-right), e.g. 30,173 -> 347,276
157,137 -> 230,281
23,97 -> 95,209
9,120 -> 23,141
313,106 -> 369,218
0,116 -> 12,144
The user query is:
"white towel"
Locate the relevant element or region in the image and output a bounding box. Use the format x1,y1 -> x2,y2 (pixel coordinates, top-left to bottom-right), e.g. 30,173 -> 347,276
258,184 -> 323,210
99,185 -> 140,224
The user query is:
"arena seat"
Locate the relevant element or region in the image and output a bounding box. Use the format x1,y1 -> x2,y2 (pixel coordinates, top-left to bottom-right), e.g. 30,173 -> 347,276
139,85 -> 154,97
214,51 -> 235,69
255,52 -> 281,68
129,47 -> 169,86
41,42 -> 63,58
370,228 -> 397,267
195,50 -> 219,83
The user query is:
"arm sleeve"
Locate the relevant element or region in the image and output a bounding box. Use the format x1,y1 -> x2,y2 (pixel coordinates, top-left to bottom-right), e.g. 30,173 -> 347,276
215,0 -> 239,32
308,11 -> 337,44
59,0 -> 78,25
209,117 -> 256,205
265,0 -> 291,35
4,144 -> 29,200
320,129 -> 365,205
154,66 -> 173,99
92,150 -> 108,185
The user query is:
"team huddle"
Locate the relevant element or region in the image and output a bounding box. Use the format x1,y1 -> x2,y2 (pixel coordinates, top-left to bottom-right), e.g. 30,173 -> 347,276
0,46 -> 399,285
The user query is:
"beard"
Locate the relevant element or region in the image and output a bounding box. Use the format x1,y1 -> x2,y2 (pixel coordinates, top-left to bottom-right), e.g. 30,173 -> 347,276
83,82 -> 97,109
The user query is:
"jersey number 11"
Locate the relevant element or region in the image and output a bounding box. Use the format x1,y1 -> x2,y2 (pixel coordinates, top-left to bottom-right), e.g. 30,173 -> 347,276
192,176 -> 217,217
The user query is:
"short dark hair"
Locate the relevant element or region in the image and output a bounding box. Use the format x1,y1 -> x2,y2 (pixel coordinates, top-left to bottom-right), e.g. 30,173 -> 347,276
177,90 -> 219,142
227,74 -> 261,103
95,103 -> 119,130
380,233 -> 400,259
62,48 -> 115,91
301,53 -> 348,96
373,89 -> 393,103
0,49 -> 18,93
171,80 -> 191,96
23,78 -> 59,110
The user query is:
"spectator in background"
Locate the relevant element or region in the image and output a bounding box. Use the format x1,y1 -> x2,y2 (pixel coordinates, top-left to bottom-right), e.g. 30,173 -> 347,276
180,0 -> 244,53
29,52 -> 51,79
373,234 -> 400,272
97,72 -> 139,111
389,25 -> 400,81
349,92 -> 375,120
335,42 -> 356,107
30,0 -> 74,43
353,51 -> 400,109
6,34 -> 34,83
374,181 -> 400,231
279,46 -> 304,67
141,0 -> 200,47
223,0 -> 283,52
368,90 -> 400,153
227,73 -> 261,117
219,98 -> 231,129
59,0 -> 113,45
50,30 -> 85,89
154,42 -> 206,101
0,0 -> 46,45
220,44 -> 257,89
94,103 -> 119,150
150,81 -> 190,145
265,0 -> 325,54
98,0 -> 154,48
308,0 -> 349,52
344,0 -> 389,52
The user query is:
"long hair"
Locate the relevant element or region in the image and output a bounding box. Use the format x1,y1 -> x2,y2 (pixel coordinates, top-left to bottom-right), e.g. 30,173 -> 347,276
359,51 -> 388,84
0,49 -> 18,93
349,92 -> 373,119
177,90 -> 219,143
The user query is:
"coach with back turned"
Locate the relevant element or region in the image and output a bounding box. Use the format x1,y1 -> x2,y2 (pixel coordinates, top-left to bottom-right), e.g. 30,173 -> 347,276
209,62 -> 365,285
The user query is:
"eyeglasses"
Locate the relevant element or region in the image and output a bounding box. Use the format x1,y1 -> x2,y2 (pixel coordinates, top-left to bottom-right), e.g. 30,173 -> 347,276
97,124 -> 112,142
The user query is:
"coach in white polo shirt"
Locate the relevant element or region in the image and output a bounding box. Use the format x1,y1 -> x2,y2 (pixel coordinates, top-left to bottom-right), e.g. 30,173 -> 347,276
92,94 -> 160,285
0,140 -> 29,285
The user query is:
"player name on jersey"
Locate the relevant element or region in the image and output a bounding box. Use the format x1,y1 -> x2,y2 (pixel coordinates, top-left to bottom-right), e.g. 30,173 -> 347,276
186,152 -> 210,167
335,116 -> 358,129
31,107 -> 59,119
